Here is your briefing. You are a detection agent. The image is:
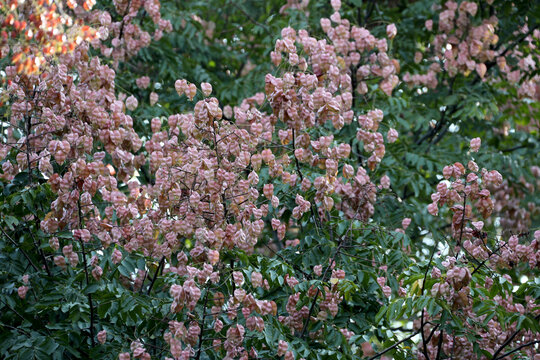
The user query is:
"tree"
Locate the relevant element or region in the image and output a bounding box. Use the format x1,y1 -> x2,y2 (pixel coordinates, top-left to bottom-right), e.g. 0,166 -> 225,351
0,0 -> 539,359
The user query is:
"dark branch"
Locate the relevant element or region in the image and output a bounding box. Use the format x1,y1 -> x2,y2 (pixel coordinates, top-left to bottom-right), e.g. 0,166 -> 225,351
493,340 -> 540,360
146,257 -> 165,295
367,329 -> 421,360
491,314 -> 540,359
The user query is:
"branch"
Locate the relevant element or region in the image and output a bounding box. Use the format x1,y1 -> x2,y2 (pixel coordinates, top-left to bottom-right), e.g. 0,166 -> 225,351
263,243 -> 311,280
194,288 -> 210,360
363,0 -> 376,27
420,238 -> 439,360
457,193 -> 467,246
499,25 -> 539,58
435,329 -> 444,360
28,228 -> 51,277
367,329 -> 421,360
482,24 -> 540,75
292,129 -> 322,232
501,144 -> 530,153
78,200 -> 95,347
471,242 -> 507,275
300,238 -> 344,339
0,224 -> 39,272
416,77 -> 456,147
493,340 -> 540,360
118,0 -> 133,40
426,324 -> 441,345
430,121 -> 451,146
491,314 -> 540,359
232,3 -> 270,35
146,257 -> 165,295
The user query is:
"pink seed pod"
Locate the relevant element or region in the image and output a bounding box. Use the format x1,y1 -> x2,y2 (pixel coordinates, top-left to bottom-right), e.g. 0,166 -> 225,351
232,271 -> 244,286
277,340 -> 288,356
251,272 -> 263,288
186,83 -> 197,100
49,237 -> 59,251
386,23 -> 397,40
201,82 -> 212,97
175,79 -> 187,96
92,266 -> 103,281
17,286 -> 29,299
112,249 -> 123,264
54,255 -> 67,270
125,95 -> 138,111
149,92 -> 158,105
387,128 -> 398,143
427,202 -> 438,216
402,218 -> 411,230
470,137 -> 481,152
97,330 -> 107,344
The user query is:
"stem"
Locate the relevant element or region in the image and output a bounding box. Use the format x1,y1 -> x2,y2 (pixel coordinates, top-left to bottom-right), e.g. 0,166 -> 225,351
493,340 -> 540,360
491,314 -> 540,359
118,0 -> 133,40
367,329 -> 421,360
471,242 -> 507,275
80,238 -> 95,347
300,238 -> 344,339
146,257 -> 165,295
457,193 -> 467,246
21,96 -> 51,277
194,289 -> 210,360
78,200 -> 95,347
29,229 -> 51,277
435,329 -> 444,360
420,240 -> 438,360
292,129 -> 321,232
363,0 -> 376,27
499,25 -> 539,58
0,224 -> 39,272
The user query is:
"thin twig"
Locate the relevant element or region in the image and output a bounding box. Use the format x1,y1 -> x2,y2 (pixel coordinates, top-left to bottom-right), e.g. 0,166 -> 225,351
146,257 -> 165,295
0,224 -> 40,272
491,314 -> 540,359
78,200 -> 95,347
435,329 -> 444,360
194,288 -> 210,360
493,340 -> 540,360
367,329 -> 421,360
420,239 -> 439,360
300,237 -> 344,339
